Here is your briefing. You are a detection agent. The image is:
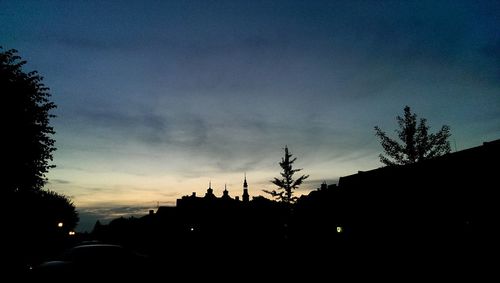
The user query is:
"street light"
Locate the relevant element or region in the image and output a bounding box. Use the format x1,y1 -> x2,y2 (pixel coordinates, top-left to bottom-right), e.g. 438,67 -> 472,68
57,222 -> 63,228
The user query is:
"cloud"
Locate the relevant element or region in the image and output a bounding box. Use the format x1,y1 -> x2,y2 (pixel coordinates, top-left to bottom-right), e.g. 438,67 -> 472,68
70,107 -> 211,149
57,98 -> 379,180
50,179 -> 71,184
76,204 -> 155,232
80,205 -> 153,216
8,0 -> 496,216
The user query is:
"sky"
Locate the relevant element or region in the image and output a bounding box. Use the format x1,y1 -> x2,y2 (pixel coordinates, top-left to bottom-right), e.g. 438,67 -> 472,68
1,0 -> 499,231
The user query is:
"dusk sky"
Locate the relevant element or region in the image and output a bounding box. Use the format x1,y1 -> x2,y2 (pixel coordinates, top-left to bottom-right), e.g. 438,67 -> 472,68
2,0 -> 499,231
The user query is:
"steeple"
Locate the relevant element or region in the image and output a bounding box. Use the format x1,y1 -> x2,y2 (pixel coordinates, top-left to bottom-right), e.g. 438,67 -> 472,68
222,184 -> 230,199
205,181 -> 215,199
242,173 -> 249,203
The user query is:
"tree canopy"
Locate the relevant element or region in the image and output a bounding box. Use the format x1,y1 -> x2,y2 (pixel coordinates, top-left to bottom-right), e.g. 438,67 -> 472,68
374,106 -> 451,166
2,48 -> 78,268
1,47 -> 56,192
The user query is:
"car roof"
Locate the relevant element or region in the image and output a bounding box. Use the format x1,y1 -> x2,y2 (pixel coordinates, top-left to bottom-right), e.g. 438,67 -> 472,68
63,244 -> 129,262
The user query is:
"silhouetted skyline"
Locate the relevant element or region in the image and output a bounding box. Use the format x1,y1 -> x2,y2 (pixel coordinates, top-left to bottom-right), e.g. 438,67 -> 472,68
2,1 -> 499,231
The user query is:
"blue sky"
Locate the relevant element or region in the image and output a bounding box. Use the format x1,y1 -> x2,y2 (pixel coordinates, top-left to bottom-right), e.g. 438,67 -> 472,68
2,0 -> 499,231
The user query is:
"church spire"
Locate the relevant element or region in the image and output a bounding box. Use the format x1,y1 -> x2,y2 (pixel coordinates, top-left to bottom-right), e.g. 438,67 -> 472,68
205,180 -> 215,199
242,173 -> 249,203
222,183 -> 231,200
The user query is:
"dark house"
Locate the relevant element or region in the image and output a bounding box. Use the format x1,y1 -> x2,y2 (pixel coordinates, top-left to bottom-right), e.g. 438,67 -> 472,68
336,139 -> 499,247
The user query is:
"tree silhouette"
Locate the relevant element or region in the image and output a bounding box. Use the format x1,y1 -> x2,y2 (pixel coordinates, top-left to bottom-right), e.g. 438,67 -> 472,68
39,190 -> 79,231
1,47 -> 56,192
2,48 -> 78,269
264,146 -> 309,204
374,106 -> 451,166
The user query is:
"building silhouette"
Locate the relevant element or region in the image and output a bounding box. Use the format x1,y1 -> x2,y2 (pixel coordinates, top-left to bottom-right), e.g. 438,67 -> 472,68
152,175 -> 289,247
337,139 -> 499,241
177,179 -> 245,208
90,139 -> 499,275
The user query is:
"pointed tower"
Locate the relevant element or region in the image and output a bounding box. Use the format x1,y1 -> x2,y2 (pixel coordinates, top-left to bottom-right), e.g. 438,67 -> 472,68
205,181 -> 216,199
242,173 -> 249,203
222,184 -> 231,200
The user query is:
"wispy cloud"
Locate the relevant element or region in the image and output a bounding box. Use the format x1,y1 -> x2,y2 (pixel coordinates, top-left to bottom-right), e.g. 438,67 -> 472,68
77,204 -> 156,232
4,0 -> 498,229
50,179 -> 71,184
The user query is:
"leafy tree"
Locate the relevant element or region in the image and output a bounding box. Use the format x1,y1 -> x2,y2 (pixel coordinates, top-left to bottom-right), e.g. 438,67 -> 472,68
10,189 -> 79,233
264,146 -> 309,204
1,47 -> 56,192
374,106 -> 451,166
7,189 -> 78,268
38,189 -> 79,231
2,48 -> 78,267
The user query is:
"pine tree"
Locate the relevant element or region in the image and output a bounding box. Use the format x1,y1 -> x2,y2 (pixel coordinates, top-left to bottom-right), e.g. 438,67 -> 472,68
264,146 -> 309,204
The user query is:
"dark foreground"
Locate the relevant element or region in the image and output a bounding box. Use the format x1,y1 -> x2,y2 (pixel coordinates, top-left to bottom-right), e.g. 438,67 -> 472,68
16,233 -> 490,281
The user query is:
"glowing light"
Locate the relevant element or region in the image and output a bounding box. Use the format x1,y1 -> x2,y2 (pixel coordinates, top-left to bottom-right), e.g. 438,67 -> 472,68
57,222 -> 63,228
336,226 -> 343,233
190,227 -> 194,231
68,231 -> 76,236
